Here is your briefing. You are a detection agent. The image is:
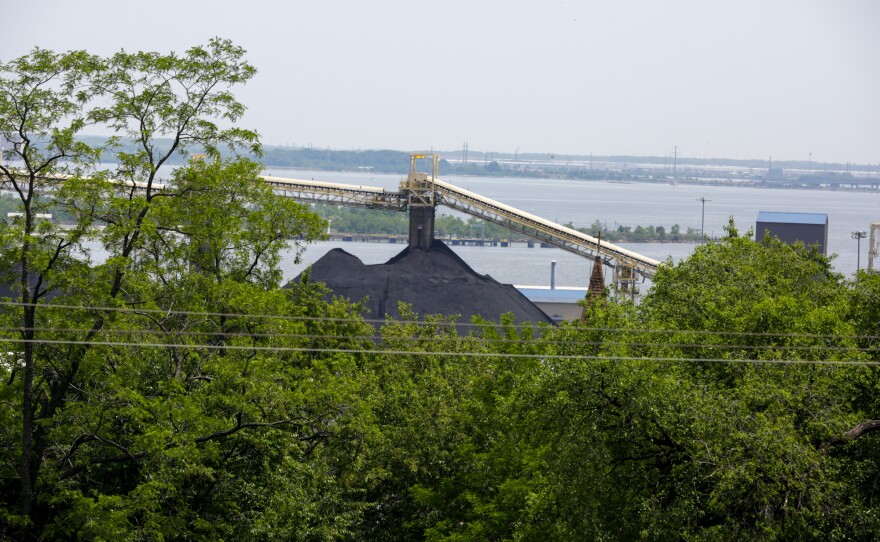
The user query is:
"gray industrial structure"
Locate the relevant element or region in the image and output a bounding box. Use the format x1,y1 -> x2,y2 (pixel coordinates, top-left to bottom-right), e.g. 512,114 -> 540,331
755,211 -> 829,255
263,153 -> 661,286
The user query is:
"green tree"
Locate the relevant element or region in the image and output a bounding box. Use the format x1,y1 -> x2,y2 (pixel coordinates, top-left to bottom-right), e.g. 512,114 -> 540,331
38,160 -> 371,540
0,47 -> 103,534
356,309 -> 546,541
0,41 -> 375,540
347,223 -> 880,540
516,224 -> 880,539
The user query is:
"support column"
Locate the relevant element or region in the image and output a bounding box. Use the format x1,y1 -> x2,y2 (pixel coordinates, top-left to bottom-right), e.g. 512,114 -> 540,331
408,206 -> 435,249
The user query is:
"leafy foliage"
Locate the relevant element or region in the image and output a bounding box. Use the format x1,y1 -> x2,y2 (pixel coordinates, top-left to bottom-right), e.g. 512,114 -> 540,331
0,41 -> 372,540
2,41 -> 879,541
350,227 -> 880,540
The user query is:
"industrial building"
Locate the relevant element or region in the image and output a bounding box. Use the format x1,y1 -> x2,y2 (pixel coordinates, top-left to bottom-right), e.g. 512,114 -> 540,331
755,211 -> 829,255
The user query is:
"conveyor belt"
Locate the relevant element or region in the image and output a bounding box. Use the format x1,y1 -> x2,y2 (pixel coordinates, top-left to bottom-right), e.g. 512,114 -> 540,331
264,174 -> 660,278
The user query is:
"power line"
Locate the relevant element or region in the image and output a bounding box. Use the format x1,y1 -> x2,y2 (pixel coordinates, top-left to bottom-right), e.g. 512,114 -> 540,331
0,326 -> 877,354
0,301 -> 524,329
1,337 -> 877,366
2,301 -> 878,341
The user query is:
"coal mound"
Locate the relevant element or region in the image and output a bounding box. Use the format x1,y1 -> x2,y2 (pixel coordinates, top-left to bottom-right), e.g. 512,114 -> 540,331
293,240 -> 553,325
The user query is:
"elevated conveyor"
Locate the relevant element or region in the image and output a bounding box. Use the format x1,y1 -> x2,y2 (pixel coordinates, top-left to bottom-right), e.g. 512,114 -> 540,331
261,176 -> 406,211
421,177 -> 660,278
1,160 -> 660,282
7,162 -> 660,278
262,153 -> 660,279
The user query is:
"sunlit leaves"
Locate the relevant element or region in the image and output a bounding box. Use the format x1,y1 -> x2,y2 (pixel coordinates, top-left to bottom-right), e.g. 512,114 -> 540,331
0,39 -> 370,540
87,37 -> 260,176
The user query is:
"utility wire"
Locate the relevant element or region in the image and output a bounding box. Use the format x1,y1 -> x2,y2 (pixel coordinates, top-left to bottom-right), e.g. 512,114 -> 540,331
0,327 -> 878,354
0,336 -> 877,366
2,301 -> 878,341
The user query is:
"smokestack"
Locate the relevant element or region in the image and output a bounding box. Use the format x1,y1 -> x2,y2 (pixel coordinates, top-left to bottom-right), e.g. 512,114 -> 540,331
550,260 -> 557,289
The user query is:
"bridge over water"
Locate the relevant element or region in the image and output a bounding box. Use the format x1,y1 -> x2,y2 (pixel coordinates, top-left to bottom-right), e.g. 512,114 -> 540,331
262,153 -> 661,284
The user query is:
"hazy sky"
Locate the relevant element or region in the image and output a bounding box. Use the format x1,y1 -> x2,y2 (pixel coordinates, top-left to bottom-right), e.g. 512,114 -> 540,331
4,0 -> 879,163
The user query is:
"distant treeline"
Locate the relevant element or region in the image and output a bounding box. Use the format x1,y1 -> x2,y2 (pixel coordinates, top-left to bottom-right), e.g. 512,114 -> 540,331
793,172 -> 879,186
0,193 -> 75,223
265,145 -> 863,175
468,150 -> 870,173
313,205 -> 704,242
313,205 -> 511,239
264,147 -> 410,172
63,137 -> 878,187
574,219 -> 704,242
29,136 -> 867,176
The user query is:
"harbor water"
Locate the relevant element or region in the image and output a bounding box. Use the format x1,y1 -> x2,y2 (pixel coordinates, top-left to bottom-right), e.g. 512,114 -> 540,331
270,168 -> 880,287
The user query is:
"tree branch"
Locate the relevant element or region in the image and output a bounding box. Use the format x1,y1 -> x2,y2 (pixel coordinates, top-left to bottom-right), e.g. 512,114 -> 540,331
194,412 -> 303,444
821,419 -> 880,453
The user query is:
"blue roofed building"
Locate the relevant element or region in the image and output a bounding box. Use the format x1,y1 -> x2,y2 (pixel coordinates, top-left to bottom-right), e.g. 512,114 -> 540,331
756,211 -> 829,255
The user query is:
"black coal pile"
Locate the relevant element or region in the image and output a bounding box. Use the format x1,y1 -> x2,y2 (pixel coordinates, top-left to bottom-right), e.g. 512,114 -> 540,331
293,240 -> 553,325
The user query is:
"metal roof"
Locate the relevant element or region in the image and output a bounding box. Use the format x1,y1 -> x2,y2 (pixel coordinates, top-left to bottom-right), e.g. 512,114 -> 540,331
756,211 -> 828,225
516,287 -> 588,304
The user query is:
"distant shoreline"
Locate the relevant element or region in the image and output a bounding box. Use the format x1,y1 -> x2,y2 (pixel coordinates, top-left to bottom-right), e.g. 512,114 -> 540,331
262,165 -> 880,193
326,234 -> 710,245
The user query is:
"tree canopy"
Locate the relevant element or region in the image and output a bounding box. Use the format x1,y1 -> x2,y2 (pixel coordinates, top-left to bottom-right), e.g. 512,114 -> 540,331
0,40 -> 365,540
2,42 -> 879,541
